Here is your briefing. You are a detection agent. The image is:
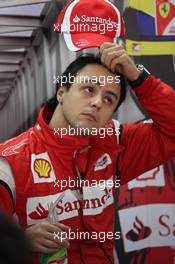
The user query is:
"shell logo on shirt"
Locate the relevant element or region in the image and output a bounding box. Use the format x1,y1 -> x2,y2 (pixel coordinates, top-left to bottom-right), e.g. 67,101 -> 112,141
31,152 -> 56,183
34,158 -> 51,178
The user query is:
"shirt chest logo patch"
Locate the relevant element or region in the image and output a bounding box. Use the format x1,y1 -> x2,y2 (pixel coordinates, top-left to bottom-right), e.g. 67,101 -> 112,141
94,153 -> 112,171
31,152 -> 56,183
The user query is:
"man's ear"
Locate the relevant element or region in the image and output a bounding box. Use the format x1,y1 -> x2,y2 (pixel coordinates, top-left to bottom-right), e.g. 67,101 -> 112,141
56,86 -> 65,104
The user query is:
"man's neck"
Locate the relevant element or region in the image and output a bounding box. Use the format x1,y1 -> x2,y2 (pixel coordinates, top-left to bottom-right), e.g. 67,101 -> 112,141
48,105 -> 90,138
49,105 -> 68,130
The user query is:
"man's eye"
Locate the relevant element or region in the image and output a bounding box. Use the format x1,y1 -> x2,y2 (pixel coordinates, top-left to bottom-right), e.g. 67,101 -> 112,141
84,87 -> 94,93
104,97 -> 113,105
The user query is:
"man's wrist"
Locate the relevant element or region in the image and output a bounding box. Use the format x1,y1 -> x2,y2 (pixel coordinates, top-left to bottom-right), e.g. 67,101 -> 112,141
126,68 -> 140,82
128,65 -> 150,89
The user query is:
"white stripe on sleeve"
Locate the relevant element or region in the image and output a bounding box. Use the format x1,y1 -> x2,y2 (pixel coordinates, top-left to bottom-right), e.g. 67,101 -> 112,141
0,157 -> 16,200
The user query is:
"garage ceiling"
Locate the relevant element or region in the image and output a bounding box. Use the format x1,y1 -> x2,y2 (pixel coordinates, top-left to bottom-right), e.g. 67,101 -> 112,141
0,0 -> 54,109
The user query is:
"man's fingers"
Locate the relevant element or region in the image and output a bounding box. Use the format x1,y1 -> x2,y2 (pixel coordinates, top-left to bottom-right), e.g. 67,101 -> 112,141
103,50 -> 124,70
25,222 -> 71,253
100,43 -> 126,74
43,224 -> 60,233
43,225 -> 70,247
43,222 -> 70,234
36,232 -> 70,252
110,54 -> 128,73
40,238 -> 61,249
55,223 -> 71,233
100,46 -> 117,63
61,239 -> 70,248
35,243 -> 59,254
44,230 -> 60,241
52,231 -> 70,248
100,43 -> 123,56
100,42 -> 116,54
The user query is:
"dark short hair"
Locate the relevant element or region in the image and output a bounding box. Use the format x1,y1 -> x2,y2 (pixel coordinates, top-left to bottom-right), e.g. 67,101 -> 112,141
47,54 -> 126,112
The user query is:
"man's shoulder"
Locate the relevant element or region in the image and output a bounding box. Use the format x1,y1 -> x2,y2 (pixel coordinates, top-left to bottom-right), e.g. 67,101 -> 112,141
0,128 -> 34,158
105,119 -> 120,130
101,119 -> 121,144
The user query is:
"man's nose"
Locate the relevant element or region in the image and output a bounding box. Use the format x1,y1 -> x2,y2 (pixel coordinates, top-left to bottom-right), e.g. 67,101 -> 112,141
90,94 -> 103,109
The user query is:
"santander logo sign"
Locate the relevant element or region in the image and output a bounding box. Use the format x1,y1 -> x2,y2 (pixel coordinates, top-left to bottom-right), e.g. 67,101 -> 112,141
73,14 -> 118,28
56,188 -> 113,216
27,185 -> 114,225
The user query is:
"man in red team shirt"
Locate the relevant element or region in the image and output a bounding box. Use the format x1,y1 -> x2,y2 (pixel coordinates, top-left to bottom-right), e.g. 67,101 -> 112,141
0,43 -> 175,264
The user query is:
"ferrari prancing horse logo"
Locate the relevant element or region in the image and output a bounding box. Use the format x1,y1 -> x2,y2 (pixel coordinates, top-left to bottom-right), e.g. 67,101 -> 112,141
159,2 -> 170,18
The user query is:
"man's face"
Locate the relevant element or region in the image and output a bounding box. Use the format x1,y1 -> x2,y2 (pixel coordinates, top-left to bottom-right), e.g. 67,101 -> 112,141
57,63 -> 121,133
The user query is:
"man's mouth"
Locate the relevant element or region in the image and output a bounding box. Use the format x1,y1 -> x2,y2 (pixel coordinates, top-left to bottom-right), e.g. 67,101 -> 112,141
82,113 -> 97,122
